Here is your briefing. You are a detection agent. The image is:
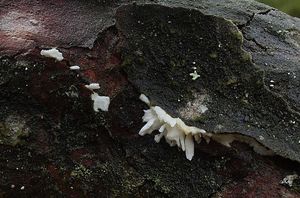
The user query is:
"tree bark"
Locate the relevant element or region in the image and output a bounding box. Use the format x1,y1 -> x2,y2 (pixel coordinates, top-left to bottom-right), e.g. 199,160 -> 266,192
0,0 -> 300,197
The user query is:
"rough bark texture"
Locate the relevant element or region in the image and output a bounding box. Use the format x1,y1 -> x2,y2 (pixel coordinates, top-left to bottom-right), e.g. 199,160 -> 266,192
0,0 -> 300,197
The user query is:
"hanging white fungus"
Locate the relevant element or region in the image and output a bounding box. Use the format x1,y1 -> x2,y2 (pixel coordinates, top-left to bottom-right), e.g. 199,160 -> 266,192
40,48 -> 64,61
91,92 -> 110,112
69,65 -> 80,70
138,94 -> 208,160
138,94 -> 274,160
85,83 -> 100,90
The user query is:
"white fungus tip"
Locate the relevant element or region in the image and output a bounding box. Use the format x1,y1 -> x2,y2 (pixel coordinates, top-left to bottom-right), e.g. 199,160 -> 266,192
154,132 -> 165,143
159,124 -> 166,133
185,134 -> 194,160
139,118 -> 155,136
69,65 -> 80,70
180,135 -> 185,151
40,48 -> 64,61
85,83 -> 100,90
139,94 -> 150,105
91,92 -> 110,112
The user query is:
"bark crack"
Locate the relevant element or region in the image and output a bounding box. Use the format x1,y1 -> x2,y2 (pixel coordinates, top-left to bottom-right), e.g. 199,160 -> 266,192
244,37 -> 268,51
237,9 -> 274,50
237,9 -> 274,30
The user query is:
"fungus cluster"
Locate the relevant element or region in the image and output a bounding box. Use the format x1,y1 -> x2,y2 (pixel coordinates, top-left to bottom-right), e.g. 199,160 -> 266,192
138,94 -> 274,160
40,48 -> 110,112
139,94 -> 209,160
40,48 -> 274,160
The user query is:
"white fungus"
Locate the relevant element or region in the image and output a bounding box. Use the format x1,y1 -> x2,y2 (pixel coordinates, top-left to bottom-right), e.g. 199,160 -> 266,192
139,94 -> 150,105
259,135 -> 264,140
138,94 -> 274,160
199,105 -> 208,114
84,83 -> 110,112
85,83 -> 100,90
139,94 -> 207,160
40,48 -> 64,61
69,65 -> 80,70
91,92 -> 110,112
189,71 -> 200,80
281,174 -> 299,187
211,133 -> 274,156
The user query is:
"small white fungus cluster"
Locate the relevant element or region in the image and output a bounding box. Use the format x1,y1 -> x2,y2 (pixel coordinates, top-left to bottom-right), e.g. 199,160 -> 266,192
85,83 -> 110,112
40,48 -> 64,61
40,48 -> 110,112
139,94 -> 209,160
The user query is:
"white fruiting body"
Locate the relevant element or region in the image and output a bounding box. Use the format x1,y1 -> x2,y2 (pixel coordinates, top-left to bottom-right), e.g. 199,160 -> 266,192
138,94 -> 208,160
91,92 -> 110,112
40,48 -> 64,61
138,94 -> 274,160
85,83 -> 100,90
69,65 -> 80,70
